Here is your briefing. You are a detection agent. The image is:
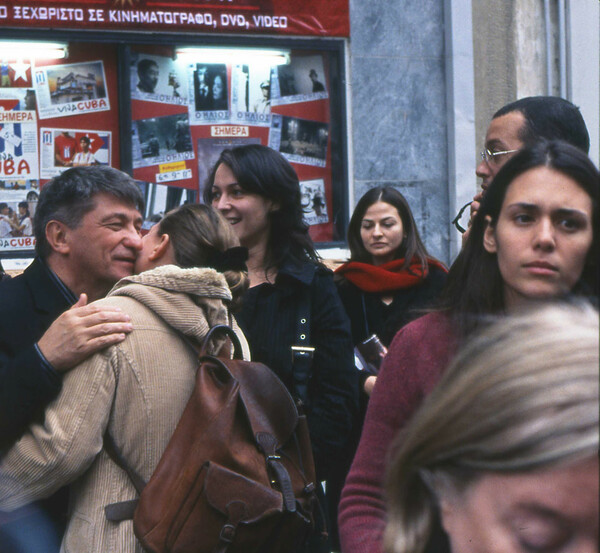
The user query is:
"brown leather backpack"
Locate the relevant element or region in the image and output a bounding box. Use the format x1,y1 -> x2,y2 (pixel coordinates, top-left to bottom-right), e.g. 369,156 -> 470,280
105,325 -> 318,553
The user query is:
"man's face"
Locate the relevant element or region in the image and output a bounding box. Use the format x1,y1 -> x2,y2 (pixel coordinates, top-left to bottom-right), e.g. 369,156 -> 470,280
63,193 -> 143,299
476,111 -> 526,189
139,63 -> 159,92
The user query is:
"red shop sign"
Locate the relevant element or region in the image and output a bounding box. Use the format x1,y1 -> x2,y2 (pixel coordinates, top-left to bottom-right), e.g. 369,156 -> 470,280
0,0 -> 350,37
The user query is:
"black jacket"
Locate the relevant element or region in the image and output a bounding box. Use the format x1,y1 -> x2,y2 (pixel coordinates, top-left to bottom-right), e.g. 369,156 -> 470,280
237,258 -> 358,480
336,264 -> 448,347
0,257 -> 75,446
0,257 -> 75,553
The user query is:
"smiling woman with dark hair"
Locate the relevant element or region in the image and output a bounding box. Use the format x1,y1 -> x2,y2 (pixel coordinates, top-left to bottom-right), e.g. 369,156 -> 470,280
205,144 -> 357,552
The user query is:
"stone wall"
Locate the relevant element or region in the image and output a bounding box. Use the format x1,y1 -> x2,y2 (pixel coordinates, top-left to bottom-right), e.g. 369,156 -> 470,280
348,0 -> 449,262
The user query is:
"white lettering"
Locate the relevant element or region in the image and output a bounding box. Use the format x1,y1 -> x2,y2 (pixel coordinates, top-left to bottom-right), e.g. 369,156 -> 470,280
252,15 -> 287,29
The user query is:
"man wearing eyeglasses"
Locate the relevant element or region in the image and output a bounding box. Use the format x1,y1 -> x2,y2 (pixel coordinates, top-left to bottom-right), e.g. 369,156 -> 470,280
455,96 -> 590,236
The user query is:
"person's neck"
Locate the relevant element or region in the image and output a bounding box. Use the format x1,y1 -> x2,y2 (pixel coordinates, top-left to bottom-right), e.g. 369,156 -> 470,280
245,240 -> 276,287
46,256 -> 108,302
371,254 -> 396,266
503,288 -> 549,315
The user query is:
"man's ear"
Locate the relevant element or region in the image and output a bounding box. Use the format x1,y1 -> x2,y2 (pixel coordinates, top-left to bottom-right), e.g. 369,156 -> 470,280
148,232 -> 171,262
482,215 -> 497,253
268,200 -> 280,213
45,220 -> 70,255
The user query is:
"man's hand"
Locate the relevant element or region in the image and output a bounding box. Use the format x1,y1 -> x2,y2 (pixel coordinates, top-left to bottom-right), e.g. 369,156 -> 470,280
461,190 -> 484,245
37,294 -> 133,372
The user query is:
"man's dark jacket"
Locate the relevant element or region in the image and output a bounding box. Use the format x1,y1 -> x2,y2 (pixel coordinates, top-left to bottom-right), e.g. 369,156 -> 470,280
0,257 -> 70,445
0,257 -> 74,553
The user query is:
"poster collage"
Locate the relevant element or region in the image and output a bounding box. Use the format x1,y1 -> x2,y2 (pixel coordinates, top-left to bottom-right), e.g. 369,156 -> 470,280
130,50 -> 331,227
1,56 -> 112,254
0,47 -> 332,255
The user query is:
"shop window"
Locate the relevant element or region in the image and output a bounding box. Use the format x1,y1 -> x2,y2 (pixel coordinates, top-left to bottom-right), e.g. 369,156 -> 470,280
0,35 -> 347,259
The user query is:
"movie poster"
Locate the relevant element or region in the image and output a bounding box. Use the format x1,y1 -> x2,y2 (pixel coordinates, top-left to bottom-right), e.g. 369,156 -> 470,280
130,52 -> 189,106
188,63 -> 230,125
231,64 -> 272,127
270,55 -> 328,106
34,61 -> 110,119
300,179 -> 329,225
0,96 -> 39,181
40,128 -> 111,178
269,114 -> 328,167
0,183 -> 38,253
0,59 -> 34,89
132,113 -> 194,168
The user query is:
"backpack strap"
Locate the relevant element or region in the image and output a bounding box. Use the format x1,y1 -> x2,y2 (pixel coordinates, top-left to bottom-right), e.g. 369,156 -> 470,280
256,432 -> 297,512
291,286 -> 314,403
199,324 -> 243,359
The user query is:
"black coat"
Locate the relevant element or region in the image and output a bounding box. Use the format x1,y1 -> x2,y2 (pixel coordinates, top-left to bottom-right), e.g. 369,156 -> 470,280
236,258 -> 358,481
326,265 -> 447,548
0,257 -> 76,553
336,264 -> 448,348
0,257 -> 75,446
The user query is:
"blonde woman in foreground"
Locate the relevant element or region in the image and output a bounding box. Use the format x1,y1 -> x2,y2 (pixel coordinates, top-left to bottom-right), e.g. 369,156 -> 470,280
384,302 -> 599,553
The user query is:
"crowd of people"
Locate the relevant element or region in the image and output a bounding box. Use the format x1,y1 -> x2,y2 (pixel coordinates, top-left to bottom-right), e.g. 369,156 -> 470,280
0,94 -> 598,553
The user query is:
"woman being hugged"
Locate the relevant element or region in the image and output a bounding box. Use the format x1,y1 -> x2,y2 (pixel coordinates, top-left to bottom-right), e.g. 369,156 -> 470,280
338,140 -> 598,553
204,145 -> 357,493
0,204 -> 250,551
336,186 -> 447,394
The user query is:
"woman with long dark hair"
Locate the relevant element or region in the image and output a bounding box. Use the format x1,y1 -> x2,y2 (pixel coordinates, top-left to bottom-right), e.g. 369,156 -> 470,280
204,144 -> 357,552
328,187 -> 447,549
338,140 -> 599,553
336,186 -> 447,392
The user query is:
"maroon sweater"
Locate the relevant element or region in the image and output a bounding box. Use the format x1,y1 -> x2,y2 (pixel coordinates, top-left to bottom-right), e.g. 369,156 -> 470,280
338,312 -> 457,553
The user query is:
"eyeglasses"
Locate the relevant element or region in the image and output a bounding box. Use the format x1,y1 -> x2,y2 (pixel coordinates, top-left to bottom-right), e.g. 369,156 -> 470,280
452,147 -> 520,234
452,200 -> 472,234
480,147 -> 519,165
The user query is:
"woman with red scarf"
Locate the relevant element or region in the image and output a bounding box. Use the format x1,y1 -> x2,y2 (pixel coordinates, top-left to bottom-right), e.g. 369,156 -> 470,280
335,186 -> 447,394
327,186 -> 446,548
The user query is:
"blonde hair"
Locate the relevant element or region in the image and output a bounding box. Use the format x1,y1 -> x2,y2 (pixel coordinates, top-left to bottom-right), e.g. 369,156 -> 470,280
383,301 -> 599,553
158,204 -> 248,311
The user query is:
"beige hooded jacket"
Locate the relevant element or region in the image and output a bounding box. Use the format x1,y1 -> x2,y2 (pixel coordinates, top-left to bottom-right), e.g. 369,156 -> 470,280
0,265 -> 249,552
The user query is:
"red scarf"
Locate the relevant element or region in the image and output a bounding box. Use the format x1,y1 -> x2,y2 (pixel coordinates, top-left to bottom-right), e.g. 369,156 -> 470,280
335,257 -> 447,293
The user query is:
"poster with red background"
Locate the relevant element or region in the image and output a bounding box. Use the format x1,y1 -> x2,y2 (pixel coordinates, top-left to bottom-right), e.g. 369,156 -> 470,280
35,43 -> 121,184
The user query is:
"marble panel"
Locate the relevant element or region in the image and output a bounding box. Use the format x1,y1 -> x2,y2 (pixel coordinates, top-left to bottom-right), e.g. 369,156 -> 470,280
349,0 -> 444,59
351,55 -> 448,183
